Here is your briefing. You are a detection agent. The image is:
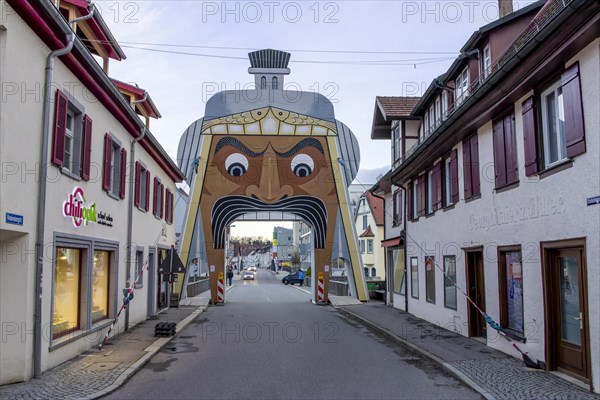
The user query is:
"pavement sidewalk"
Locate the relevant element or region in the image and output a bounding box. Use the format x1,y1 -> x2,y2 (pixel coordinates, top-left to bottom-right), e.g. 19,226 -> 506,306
0,300 -> 209,400
338,302 -> 599,400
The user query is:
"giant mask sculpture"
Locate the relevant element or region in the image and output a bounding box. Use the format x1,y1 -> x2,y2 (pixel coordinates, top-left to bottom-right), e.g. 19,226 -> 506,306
178,50 -> 367,303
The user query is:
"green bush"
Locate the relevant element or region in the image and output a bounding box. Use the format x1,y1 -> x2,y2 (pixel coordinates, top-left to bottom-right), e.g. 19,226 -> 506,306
306,266 -> 311,277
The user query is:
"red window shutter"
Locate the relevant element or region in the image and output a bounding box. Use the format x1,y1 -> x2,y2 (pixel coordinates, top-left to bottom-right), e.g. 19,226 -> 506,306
462,138 -> 472,199
51,90 -> 68,167
504,113 -> 518,184
145,171 -> 151,212
433,162 -> 442,210
450,149 -> 459,204
81,115 -> 92,180
407,184 -> 413,221
470,134 -> 480,196
418,175 -> 426,216
153,177 -> 158,215
119,148 -> 127,199
160,184 -> 164,219
562,62 -> 586,158
170,191 -> 174,224
493,118 -> 506,188
522,96 -> 539,176
102,134 -> 112,191
134,161 -> 141,207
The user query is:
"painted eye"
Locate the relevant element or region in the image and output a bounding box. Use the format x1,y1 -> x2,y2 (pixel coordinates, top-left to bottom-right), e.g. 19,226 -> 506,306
291,154 -> 314,177
225,153 -> 248,177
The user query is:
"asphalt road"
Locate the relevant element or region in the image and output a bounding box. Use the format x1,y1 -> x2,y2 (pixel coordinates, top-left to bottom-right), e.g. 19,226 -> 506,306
105,268 -> 479,399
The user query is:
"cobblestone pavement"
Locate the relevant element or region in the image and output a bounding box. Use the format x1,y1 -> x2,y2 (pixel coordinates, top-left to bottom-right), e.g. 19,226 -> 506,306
451,359 -> 599,400
340,303 -> 599,400
0,356 -> 130,400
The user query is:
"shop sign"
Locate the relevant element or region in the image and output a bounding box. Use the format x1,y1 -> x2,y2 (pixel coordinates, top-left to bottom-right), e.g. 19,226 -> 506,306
63,187 -> 112,228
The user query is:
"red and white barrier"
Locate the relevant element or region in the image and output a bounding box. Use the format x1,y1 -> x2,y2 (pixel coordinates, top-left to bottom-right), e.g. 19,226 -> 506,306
217,272 -> 225,303
317,272 -> 325,303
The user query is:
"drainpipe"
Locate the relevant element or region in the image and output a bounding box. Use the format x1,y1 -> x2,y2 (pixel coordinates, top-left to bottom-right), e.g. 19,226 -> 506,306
370,189 -> 387,304
400,185 -> 408,313
34,4 -> 94,379
124,117 -> 146,331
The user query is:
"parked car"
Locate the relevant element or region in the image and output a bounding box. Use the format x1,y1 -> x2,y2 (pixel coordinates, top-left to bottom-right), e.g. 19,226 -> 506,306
243,271 -> 255,280
282,271 -> 304,285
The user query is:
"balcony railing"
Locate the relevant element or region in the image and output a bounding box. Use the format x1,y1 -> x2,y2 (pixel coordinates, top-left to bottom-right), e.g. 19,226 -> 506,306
399,0 -> 572,167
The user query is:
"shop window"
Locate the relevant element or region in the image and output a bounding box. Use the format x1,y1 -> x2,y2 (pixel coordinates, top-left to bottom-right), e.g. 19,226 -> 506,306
53,247 -> 81,338
392,249 -> 405,295
410,257 -> 419,299
92,251 -> 110,323
444,256 -> 457,310
499,249 -> 524,336
134,250 -> 144,289
51,90 -> 92,180
425,256 -> 435,303
103,133 -> 127,199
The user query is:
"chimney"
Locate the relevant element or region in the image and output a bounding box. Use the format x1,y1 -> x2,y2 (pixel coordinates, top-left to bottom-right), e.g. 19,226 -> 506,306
499,0 -> 513,17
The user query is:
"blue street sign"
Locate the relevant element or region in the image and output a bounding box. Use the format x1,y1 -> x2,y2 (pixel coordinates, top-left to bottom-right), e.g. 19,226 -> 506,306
5,213 -> 24,226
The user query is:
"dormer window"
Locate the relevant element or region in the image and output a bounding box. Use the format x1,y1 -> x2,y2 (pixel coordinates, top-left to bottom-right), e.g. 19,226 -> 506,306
482,45 -> 491,78
455,67 -> 469,106
435,96 -> 442,125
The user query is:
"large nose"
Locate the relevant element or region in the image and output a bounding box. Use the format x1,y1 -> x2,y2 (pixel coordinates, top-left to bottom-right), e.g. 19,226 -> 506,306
246,146 -> 293,202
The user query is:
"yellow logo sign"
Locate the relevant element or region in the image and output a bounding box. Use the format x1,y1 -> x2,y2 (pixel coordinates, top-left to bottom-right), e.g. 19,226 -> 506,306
318,272 -> 323,280
218,272 -> 224,280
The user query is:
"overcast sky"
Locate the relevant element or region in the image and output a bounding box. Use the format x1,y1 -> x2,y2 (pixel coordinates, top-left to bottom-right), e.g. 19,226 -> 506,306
98,0 -> 534,237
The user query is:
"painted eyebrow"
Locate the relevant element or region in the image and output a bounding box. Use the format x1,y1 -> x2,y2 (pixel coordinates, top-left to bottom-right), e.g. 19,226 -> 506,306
275,138 -> 324,158
214,137 -> 265,157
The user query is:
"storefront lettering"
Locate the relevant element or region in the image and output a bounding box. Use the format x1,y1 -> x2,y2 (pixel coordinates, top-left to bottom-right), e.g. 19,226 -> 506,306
62,187 -> 112,228
469,195 -> 566,231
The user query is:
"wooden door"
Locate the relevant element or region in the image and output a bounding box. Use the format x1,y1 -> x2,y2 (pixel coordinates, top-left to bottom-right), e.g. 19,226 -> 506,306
466,251 -> 486,338
549,248 -> 589,380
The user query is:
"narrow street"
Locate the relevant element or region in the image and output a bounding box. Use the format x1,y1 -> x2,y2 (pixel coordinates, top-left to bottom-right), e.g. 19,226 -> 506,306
105,269 -> 479,399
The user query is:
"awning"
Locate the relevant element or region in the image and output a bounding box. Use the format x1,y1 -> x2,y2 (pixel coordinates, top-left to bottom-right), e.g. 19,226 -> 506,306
381,236 -> 403,248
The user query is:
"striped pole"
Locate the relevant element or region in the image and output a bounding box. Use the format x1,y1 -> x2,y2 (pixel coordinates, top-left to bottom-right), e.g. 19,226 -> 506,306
217,272 -> 225,303
317,272 -> 325,303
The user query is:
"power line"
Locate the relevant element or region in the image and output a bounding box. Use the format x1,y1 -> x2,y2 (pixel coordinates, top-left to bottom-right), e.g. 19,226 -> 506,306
81,38 -> 458,65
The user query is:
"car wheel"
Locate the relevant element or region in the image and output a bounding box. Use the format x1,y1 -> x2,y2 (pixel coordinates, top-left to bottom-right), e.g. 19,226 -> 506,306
283,279 -> 289,285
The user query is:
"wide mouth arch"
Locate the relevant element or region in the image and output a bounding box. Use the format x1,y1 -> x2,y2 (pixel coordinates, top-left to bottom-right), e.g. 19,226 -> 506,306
211,195 -> 328,249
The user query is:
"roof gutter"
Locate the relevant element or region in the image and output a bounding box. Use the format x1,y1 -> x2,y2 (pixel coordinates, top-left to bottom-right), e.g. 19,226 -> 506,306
34,1 -> 94,379
392,0 -> 584,184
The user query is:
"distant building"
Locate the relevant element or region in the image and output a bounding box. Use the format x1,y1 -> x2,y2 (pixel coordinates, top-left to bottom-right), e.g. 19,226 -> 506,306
354,192 -> 385,279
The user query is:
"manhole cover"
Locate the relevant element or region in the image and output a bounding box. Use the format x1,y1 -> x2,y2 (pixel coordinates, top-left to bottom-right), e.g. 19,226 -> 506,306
86,362 -> 121,371
162,342 -> 198,354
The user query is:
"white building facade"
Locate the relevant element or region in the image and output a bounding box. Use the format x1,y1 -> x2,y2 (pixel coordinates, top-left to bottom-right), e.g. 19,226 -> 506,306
0,0 -> 184,384
372,1 -> 599,391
